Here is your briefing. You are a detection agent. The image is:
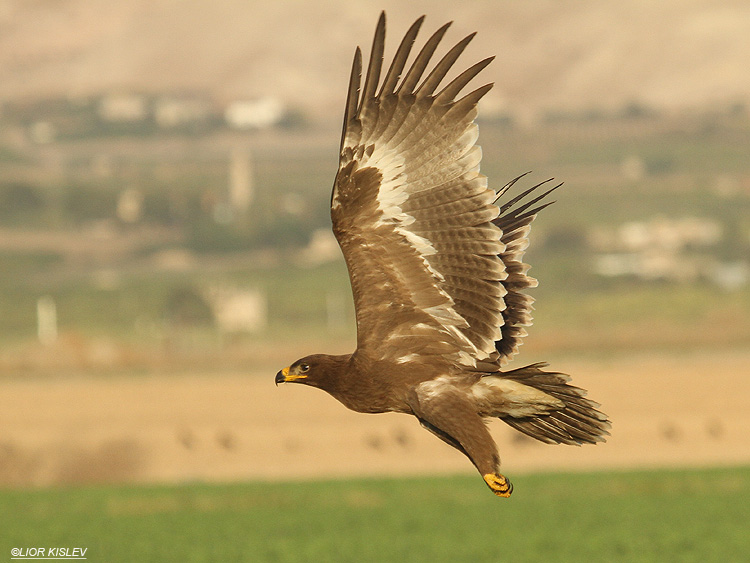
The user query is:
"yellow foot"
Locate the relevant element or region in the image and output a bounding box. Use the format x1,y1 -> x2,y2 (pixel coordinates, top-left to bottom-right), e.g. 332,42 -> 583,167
483,473 -> 513,497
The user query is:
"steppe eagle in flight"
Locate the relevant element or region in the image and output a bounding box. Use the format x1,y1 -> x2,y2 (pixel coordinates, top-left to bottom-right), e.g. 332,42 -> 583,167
276,12 -> 610,497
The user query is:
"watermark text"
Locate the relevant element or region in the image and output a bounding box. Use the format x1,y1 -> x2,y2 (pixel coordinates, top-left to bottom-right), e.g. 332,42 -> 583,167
11,547 -> 87,559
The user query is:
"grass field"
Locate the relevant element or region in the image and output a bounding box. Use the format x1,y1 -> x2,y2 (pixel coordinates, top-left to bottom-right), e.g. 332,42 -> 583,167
2,466 -> 748,562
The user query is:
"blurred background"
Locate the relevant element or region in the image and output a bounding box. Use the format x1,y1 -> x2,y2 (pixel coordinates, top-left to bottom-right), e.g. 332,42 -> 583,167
0,0 -> 748,490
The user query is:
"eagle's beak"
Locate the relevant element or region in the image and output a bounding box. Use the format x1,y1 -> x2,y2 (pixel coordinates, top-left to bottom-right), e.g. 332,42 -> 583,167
276,366 -> 308,386
275,366 -> 290,386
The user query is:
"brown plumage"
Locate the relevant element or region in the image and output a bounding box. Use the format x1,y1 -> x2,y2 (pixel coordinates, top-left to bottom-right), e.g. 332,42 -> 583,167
276,12 -> 610,497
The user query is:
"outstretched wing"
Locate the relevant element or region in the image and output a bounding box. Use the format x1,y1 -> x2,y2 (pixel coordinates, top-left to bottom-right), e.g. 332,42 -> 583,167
331,13 -> 550,370
331,13 -> 499,369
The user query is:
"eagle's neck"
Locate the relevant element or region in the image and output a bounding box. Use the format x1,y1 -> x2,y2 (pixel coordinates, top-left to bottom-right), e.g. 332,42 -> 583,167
322,351 -> 401,414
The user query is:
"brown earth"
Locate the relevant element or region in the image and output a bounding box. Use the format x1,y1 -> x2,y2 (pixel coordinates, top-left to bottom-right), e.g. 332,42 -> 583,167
0,349 -> 748,488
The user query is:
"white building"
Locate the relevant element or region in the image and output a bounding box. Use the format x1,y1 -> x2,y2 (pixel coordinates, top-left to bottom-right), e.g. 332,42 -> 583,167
224,97 -> 284,129
98,94 -> 147,122
207,286 -> 267,333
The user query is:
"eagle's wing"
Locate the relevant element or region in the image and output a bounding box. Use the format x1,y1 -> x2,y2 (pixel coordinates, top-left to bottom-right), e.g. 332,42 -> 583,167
331,14 -> 548,369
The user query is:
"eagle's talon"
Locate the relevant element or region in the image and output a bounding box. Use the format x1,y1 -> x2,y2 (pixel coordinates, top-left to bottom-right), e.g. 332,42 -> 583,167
483,473 -> 513,497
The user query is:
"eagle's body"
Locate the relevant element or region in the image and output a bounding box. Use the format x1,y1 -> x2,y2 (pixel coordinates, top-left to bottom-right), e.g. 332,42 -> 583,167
276,13 -> 610,497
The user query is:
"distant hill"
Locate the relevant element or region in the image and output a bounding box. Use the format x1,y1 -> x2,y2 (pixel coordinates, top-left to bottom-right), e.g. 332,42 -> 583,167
1,0 -> 748,122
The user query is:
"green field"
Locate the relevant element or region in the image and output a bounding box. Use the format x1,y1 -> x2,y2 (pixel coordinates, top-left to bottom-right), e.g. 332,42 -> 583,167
2,466 -> 748,562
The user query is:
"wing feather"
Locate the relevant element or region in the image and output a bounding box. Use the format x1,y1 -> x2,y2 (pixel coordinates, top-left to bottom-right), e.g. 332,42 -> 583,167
360,13 -> 385,112
338,48 -> 362,155
378,16 -> 425,99
491,179 -> 562,363
416,32 -> 477,96
398,22 -> 452,94
436,57 -> 495,103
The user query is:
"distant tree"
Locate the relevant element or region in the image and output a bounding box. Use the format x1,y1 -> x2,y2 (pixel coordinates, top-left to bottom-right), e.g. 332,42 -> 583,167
620,101 -> 658,120
276,107 -> 309,130
164,286 -> 214,327
63,186 -> 118,223
644,156 -> 674,176
0,183 -> 45,221
541,224 -> 588,252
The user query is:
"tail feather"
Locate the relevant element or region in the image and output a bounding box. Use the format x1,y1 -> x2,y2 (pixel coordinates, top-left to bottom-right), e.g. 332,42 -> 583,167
498,362 -> 611,446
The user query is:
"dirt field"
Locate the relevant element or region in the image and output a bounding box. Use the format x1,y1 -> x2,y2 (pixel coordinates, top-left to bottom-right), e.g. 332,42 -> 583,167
0,350 -> 748,487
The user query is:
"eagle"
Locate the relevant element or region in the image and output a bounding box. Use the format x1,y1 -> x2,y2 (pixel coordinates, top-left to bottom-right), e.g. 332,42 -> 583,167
276,13 -> 610,497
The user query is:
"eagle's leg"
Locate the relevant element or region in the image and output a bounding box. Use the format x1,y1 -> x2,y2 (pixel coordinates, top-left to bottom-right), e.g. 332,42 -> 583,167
409,384 -> 513,497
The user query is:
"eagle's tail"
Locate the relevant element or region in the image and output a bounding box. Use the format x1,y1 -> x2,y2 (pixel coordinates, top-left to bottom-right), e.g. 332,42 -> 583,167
497,362 -> 611,445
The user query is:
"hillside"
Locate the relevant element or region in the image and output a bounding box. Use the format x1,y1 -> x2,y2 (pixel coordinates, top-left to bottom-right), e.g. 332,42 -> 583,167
0,0 -> 748,121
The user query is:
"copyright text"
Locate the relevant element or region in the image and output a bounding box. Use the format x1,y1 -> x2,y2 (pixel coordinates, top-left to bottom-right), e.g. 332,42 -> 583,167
11,547 -> 87,559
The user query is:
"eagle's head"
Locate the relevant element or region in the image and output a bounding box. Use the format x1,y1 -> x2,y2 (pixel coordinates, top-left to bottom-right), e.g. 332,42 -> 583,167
275,354 -> 348,391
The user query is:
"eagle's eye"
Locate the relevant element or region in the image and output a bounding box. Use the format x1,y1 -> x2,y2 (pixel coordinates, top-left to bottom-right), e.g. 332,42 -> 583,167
299,363 -> 310,373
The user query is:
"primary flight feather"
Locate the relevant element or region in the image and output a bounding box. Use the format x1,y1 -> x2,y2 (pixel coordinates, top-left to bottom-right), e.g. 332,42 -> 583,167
276,12 -> 610,497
